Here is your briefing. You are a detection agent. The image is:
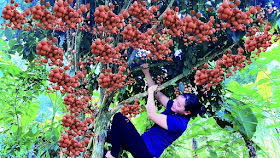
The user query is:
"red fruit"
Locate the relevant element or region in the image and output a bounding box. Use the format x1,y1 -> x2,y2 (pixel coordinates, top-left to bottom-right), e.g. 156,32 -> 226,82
64,66 -> 69,70
52,37 -> 58,42
235,0 -> 241,6
190,10 -> 195,15
41,39 -> 47,45
222,2 -> 229,8
53,67 -> 59,73
203,63 -> 208,69
196,12 -> 202,18
78,73 -> 84,78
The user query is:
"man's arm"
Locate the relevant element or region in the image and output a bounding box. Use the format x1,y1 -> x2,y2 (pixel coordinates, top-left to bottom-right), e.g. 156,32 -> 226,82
141,64 -> 170,108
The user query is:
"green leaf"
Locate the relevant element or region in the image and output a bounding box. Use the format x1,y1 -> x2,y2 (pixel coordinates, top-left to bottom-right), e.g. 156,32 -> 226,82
209,150 -> 218,158
233,107 -> 258,139
21,101 -> 39,126
32,123 -> 38,134
8,39 -> 18,49
4,29 -> 13,40
266,122 -> 280,128
247,68 -> 260,75
92,91 -> 100,97
11,124 -> 18,134
183,68 -> 190,76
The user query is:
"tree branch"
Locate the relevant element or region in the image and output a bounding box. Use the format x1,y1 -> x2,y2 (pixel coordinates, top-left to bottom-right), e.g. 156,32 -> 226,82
118,0 -> 132,15
130,61 -> 173,73
152,0 -> 175,29
112,41 -> 238,115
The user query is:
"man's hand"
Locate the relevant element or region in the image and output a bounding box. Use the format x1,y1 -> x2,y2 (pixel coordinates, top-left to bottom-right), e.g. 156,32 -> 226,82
148,84 -> 158,94
140,63 -> 149,74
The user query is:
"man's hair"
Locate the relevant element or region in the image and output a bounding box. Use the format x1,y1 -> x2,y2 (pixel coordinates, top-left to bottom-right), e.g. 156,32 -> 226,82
181,93 -> 205,118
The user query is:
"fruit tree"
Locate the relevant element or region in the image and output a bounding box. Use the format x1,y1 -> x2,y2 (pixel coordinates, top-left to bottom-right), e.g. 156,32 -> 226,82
1,0 -> 280,157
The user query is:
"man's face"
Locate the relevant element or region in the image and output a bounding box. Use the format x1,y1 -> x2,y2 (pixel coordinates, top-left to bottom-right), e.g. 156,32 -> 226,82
171,95 -> 187,115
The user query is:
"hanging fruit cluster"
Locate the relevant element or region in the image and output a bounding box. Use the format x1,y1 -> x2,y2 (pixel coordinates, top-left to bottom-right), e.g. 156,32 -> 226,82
94,5 -> 126,32
163,8 -> 184,37
163,8 -> 216,44
36,38 -> 64,66
63,93 -> 92,113
2,3 -> 28,30
58,130 -> 93,157
90,38 -> 121,64
245,23 -> 273,57
128,1 -> 158,24
183,16 -> 216,44
121,99 -> 145,119
2,0 -> 89,31
36,36 -> 96,157
121,24 -> 138,41
194,64 -> 225,92
195,47 -> 249,92
53,1 -> 89,29
151,39 -> 173,60
98,66 -> 131,92
217,1 -> 259,31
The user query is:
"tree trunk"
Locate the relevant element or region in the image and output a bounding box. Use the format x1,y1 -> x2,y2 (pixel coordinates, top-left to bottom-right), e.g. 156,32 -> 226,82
244,139 -> 257,158
91,87 -> 116,158
91,110 -> 111,158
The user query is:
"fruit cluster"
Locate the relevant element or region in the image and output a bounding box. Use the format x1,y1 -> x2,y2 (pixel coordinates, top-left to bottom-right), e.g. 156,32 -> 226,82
91,38 -> 121,64
195,47 -> 249,92
217,1 -> 259,31
163,8 -> 183,37
36,38 -> 64,67
163,8 -> 216,44
128,1 -> 158,24
63,90 -> 93,113
220,49 -> 246,69
2,3 -> 28,30
151,39 -> 173,60
121,99 -> 145,119
58,133 -> 87,157
94,5 -> 126,32
194,66 -> 225,91
183,16 -> 216,44
245,24 -> 273,56
2,0 -> 88,31
53,0 -> 88,29
121,24 -> 137,41
98,67 -> 127,91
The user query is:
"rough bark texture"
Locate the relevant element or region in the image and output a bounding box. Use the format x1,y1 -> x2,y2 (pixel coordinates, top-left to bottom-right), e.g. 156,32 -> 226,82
245,139 -> 257,158
91,110 -> 111,158
91,89 -> 116,158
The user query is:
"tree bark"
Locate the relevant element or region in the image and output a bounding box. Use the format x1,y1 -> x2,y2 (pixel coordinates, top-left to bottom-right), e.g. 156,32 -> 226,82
91,90 -> 116,158
244,138 -> 257,158
91,110 -> 111,158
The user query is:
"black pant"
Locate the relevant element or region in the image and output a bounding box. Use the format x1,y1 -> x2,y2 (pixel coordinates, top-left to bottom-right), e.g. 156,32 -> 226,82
104,112 -> 153,158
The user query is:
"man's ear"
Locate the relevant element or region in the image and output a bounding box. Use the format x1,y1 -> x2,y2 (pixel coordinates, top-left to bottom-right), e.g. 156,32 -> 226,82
184,111 -> 191,116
